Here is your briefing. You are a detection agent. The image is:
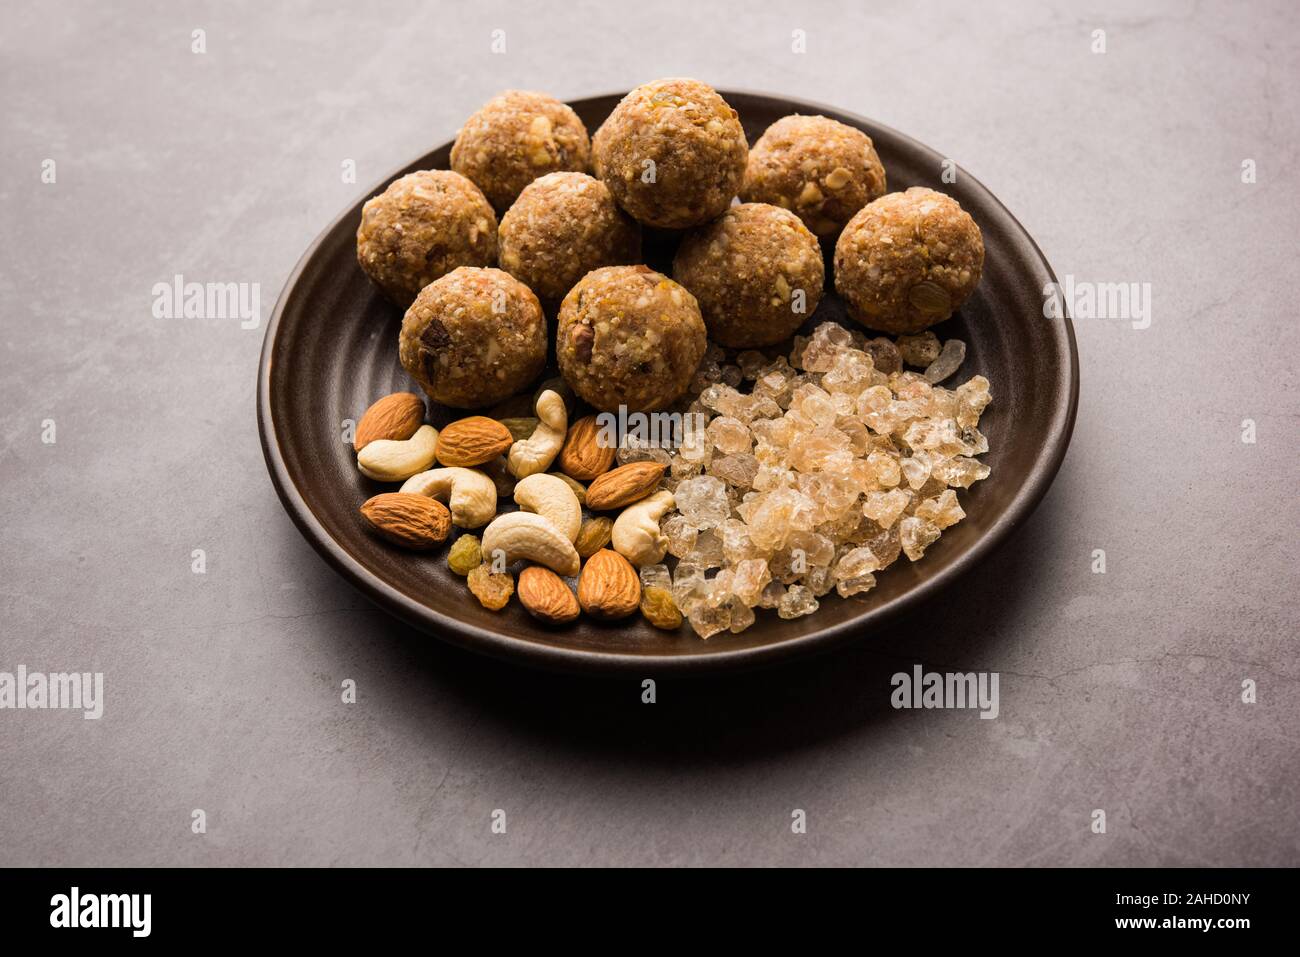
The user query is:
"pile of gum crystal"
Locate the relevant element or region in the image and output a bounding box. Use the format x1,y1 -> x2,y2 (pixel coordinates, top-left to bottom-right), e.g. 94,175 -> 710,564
622,321 -> 992,638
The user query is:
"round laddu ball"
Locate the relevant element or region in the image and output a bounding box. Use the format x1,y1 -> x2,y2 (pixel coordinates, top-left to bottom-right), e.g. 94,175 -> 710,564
450,90 -> 592,212
498,172 -> 641,306
356,170 -> 497,308
672,203 -> 824,348
742,114 -> 887,237
591,78 -> 748,230
399,267 -> 547,409
834,187 -> 984,334
557,266 -> 707,413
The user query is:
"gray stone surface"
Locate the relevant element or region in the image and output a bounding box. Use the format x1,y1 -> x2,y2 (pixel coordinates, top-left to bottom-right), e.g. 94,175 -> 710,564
1,0 -> 1296,867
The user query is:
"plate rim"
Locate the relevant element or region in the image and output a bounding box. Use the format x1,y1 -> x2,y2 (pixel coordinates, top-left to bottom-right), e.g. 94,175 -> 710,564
257,89 -> 1080,675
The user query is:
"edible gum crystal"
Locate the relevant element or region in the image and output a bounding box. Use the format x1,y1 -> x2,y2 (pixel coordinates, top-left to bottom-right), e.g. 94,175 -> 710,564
658,322 -> 991,637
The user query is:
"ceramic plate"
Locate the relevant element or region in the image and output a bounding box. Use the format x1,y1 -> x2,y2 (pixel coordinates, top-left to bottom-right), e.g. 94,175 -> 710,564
257,91 -> 1079,673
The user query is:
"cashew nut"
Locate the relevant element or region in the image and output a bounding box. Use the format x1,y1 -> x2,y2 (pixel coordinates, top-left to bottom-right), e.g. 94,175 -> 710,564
507,390 -> 566,479
513,473 -> 582,542
399,467 -> 497,528
480,511 -> 580,577
357,425 -> 438,482
611,490 -> 675,567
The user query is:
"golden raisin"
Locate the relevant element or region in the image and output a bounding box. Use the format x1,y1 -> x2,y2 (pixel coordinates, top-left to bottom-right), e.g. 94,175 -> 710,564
574,517 -> 613,558
548,471 -> 588,506
467,563 -> 514,610
640,586 -> 683,630
447,534 -> 482,576
499,417 -> 538,442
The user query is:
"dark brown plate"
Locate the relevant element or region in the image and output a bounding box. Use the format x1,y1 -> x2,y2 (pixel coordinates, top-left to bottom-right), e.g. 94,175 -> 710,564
257,91 -> 1078,674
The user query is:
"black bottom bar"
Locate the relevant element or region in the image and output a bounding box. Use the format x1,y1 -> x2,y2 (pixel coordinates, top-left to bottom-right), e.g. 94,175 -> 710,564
0,866 -> 1287,943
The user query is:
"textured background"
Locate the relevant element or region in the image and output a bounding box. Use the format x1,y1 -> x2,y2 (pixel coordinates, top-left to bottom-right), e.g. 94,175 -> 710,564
1,0 -> 1296,866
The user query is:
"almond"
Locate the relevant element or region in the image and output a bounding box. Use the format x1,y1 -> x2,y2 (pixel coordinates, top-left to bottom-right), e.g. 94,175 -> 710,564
354,392 -> 424,451
517,566 -> 581,624
585,462 -> 666,511
435,416 -> 513,467
360,493 -> 451,549
558,415 -> 615,480
577,549 -> 640,619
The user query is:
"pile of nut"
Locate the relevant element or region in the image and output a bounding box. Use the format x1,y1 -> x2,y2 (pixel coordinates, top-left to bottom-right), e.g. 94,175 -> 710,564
351,385 -> 687,628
